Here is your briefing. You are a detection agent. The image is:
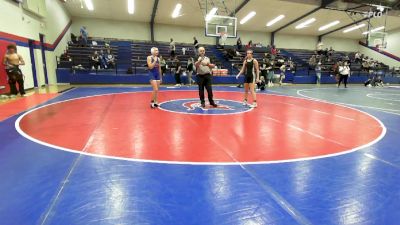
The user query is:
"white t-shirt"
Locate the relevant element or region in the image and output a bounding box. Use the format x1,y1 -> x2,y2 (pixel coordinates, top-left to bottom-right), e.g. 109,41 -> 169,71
339,66 -> 350,75
197,56 -> 211,75
170,41 -> 176,51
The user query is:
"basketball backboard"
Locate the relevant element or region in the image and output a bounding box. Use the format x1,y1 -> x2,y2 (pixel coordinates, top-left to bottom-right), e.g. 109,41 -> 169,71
205,15 -> 237,38
368,31 -> 387,49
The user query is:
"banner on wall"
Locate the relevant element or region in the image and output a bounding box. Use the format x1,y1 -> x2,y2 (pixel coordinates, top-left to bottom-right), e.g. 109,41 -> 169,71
0,40 -> 13,94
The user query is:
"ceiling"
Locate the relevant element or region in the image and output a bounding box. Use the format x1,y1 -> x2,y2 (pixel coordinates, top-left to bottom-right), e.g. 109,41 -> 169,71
61,0 -> 400,39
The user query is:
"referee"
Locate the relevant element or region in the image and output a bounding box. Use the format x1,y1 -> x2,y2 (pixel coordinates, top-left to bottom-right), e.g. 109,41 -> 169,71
195,47 -> 217,108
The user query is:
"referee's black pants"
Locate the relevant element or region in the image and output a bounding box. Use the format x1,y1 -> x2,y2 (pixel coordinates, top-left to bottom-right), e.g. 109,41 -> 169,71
338,74 -> 349,87
197,73 -> 215,105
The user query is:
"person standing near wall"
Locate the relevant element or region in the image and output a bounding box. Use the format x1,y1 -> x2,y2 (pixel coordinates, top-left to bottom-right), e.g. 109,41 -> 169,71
279,64 -> 286,86
236,37 -> 242,51
267,59 -> 274,87
315,62 -> 322,86
338,61 -> 350,88
193,37 -> 199,54
80,26 -> 88,46
2,44 -> 25,97
169,38 -> 176,59
186,57 -> 195,86
195,47 -> 217,108
159,56 -> 166,76
173,57 -> 182,87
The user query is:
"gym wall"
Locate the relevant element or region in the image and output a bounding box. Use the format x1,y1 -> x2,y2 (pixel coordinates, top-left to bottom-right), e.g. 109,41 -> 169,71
0,0 -> 71,88
71,17 -> 362,52
385,28 -> 400,58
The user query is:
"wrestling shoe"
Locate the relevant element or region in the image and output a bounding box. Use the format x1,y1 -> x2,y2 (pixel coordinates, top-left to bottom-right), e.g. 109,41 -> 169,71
249,102 -> 257,108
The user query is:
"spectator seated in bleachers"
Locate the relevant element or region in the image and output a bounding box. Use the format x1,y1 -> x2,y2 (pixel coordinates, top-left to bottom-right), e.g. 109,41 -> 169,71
99,50 -> 108,69
246,40 -> 253,50
255,42 -> 263,48
105,49 -> 116,69
275,55 -> 285,66
309,55 -> 317,68
257,76 -> 266,91
105,42 -> 111,50
223,49 -> 235,60
288,58 -> 296,74
362,57 -> 370,71
69,33 -> 78,45
91,51 -> 101,70
354,51 -> 361,64
60,50 -> 71,61
173,57 -> 182,87
235,50 -> 242,57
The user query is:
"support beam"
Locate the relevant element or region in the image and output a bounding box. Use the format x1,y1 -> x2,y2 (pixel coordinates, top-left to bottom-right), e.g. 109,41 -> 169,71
150,0 -> 159,43
272,7 -> 321,34
318,17 -> 370,39
320,0 -> 336,8
229,0 -> 250,17
270,32 -> 275,46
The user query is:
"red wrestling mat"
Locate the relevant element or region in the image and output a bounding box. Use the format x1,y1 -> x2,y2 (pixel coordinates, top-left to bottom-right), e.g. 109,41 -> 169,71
0,94 -> 57,121
18,91 -> 384,163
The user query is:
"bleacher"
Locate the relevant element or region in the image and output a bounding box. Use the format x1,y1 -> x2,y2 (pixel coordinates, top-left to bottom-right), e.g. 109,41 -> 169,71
217,45 -> 296,82
56,38 -> 399,85
131,41 -> 199,74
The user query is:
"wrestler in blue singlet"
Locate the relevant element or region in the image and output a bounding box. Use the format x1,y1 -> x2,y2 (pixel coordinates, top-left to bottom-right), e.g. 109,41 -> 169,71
149,57 -> 160,81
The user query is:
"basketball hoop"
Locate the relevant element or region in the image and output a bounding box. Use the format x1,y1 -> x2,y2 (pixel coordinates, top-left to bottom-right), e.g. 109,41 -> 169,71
368,31 -> 387,50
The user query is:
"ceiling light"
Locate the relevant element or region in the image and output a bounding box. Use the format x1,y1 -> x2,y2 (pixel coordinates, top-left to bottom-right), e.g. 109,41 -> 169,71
295,18 -> 316,29
240,11 -> 256,24
128,0 -> 134,15
343,23 -> 365,33
362,26 -> 385,35
205,7 -> 218,21
318,20 -> 340,31
172,3 -> 182,18
84,0 -> 94,11
266,15 -> 285,27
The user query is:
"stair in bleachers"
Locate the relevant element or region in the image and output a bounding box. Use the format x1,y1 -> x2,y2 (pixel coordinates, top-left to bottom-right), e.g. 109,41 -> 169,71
110,41 -> 132,72
211,46 -> 239,75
